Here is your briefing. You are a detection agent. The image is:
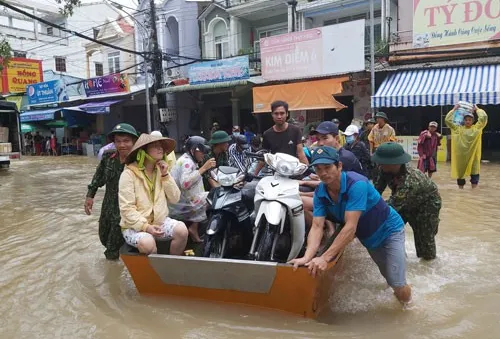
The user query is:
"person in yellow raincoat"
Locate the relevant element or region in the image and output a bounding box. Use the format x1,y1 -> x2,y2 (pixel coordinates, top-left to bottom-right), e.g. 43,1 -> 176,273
445,104 -> 488,189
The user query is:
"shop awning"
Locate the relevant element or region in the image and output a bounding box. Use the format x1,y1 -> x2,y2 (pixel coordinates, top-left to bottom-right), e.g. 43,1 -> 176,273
78,100 -> 122,114
20,108 -> 61,122
372,64 -> 500,108
252,77 -> 348,113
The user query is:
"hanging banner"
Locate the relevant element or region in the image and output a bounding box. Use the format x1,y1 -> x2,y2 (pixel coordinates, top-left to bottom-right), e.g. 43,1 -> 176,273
1,58 -> 43,94
27,79 -> 69,105
413,0 -> 500,48
260,20 -> 365,81
83,73 -> 130,97
188,56 -> 250,85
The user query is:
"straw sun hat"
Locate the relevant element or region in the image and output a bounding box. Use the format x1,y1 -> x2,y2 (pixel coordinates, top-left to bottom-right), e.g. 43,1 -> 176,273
126,133 -> 176,163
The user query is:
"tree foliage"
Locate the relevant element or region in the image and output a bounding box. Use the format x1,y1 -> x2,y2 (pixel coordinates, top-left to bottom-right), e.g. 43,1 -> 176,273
55,0 -> 82,16
0,39 -> 12,71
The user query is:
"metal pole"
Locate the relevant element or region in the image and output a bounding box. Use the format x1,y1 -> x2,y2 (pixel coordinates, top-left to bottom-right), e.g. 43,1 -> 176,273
370,0 -> 375,116
145,57 -> 152,133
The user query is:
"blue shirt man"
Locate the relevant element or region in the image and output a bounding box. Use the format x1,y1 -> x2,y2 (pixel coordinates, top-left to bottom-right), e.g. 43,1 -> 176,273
289,146 -> 411,306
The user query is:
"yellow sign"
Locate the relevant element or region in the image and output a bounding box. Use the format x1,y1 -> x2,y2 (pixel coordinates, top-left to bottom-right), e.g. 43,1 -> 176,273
437,136 -> 448,162
6,96 -> 23,111
1,58 -> 43,94
413,0 -> 500,48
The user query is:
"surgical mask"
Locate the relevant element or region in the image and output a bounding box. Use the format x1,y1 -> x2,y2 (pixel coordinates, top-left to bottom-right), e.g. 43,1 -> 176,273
233,132 -> 240,136
345,135 -> 356,144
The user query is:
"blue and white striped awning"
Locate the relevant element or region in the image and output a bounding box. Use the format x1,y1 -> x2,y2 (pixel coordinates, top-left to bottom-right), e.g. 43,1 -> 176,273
372,65 -> 499,108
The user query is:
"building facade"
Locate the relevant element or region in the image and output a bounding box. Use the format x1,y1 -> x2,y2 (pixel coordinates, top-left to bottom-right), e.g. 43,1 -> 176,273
0,0 -> 123,80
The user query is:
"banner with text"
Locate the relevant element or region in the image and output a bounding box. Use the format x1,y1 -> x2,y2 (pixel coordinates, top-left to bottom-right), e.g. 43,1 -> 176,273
413,0 -> 500,48
27,79 -> 69,105
260,20 -> 365,81
188,56 -> 250,85
1,58 -> 43,94
83,73 -> 130,97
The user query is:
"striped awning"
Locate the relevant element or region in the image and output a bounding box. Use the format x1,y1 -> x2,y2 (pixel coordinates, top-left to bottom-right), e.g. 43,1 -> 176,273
372,64 -> 499,108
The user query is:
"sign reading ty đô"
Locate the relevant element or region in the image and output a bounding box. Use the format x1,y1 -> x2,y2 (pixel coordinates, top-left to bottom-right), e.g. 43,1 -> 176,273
413,0 -> 500,48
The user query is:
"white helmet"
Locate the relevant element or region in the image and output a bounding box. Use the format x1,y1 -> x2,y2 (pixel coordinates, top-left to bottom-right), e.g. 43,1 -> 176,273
151,131 -> 163,137
344,125 -> 360,136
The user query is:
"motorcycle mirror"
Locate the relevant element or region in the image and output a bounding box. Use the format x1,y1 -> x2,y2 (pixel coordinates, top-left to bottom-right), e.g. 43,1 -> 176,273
245,173 -> 254,182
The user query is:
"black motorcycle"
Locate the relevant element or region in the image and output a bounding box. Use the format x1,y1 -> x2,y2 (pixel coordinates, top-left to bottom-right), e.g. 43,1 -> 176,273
202,166 -> 254,258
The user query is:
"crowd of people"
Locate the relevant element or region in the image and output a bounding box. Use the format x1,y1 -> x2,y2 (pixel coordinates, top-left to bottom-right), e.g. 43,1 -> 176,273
23,131 -> 58,156
84,100 -> 488,307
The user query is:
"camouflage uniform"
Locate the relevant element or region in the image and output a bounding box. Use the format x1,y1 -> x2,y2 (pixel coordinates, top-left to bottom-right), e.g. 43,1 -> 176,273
202,150 -> 229,191
374,164 -> 441,260
87,151 -> 125,260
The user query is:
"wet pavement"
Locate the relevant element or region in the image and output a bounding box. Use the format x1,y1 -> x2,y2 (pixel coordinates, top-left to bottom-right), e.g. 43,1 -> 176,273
1,156 -> 499,338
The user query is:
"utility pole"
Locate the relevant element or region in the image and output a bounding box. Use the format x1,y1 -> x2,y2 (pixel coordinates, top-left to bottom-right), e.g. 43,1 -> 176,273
370,0 -> 375,116
149,0 -> 164,130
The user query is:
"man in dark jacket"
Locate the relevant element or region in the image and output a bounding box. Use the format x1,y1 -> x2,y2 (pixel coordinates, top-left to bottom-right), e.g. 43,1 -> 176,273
344,124 -> 371,178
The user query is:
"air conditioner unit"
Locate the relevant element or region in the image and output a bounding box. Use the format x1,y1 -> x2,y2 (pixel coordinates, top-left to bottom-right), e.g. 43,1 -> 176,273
164,68 -> 180,80
159,108 -> 177,122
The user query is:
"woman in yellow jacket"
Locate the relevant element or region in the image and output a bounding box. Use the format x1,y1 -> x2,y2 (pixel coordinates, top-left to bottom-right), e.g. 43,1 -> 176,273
119,133 -> 188,255
445,104 -> 488,189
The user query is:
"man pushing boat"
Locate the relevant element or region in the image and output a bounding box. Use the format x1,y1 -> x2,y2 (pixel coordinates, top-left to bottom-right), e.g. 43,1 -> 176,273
289,146 -> 412,306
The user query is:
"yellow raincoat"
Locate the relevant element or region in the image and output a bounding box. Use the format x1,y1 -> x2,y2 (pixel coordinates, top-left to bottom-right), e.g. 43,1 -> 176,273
445,108 -> 488,179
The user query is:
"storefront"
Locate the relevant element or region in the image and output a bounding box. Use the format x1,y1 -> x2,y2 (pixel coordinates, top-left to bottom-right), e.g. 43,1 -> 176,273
372,63 -> 500,160
252,77 -> 350,133
159,56 -> 260,144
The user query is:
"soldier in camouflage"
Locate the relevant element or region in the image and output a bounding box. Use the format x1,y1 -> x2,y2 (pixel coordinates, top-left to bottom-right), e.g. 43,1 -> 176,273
372,142 -> 441,260
85,123 -> 139,260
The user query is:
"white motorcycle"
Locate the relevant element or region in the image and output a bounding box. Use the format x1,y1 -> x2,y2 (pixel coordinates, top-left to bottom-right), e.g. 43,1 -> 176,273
249,153 -> 308,262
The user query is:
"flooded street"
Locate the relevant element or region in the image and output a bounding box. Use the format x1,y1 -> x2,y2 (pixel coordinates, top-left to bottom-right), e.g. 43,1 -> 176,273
1,156 -> 499,338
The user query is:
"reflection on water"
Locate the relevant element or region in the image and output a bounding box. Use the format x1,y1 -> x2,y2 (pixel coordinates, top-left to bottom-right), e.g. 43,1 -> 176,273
1,157 -> 499,338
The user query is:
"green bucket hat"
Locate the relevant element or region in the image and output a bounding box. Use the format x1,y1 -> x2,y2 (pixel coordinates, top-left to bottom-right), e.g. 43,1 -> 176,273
371,142 -> 411,165
108,123 -> 138,140
209,130 -> 231,145
375,112 -> 389,121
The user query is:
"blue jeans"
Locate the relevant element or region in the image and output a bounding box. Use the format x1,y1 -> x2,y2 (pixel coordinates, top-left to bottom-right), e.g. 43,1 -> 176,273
367,230 -> 407,288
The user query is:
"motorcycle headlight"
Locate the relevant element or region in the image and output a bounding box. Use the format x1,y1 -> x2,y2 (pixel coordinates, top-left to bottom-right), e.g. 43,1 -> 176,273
275,160 -> 294,176
218,172 -> 237,187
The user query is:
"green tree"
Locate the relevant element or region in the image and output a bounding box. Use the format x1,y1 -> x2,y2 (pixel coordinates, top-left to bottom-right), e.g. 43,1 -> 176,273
0,39 -> 12,71
55,0 -> 82,16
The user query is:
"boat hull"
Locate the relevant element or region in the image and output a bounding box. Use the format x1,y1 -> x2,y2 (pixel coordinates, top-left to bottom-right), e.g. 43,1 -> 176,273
120,245 -> 343,318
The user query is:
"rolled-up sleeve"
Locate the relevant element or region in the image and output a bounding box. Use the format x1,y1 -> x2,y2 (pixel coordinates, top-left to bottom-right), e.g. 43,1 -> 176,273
119,170 -> 149,232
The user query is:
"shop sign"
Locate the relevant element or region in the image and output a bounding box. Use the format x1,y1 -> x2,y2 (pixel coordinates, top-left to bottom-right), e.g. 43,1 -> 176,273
27,79 -> 69,105
1,58 -> 43,94
188,56 -> 250,85
413,0 -> 500,48
83,73 -> 130,97
260,20 -> 365,81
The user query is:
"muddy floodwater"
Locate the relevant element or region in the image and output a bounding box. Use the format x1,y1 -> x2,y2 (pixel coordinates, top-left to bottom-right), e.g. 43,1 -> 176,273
1,156 -> 499,338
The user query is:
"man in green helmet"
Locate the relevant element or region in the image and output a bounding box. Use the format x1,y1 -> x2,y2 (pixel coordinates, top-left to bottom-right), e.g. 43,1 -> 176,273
372,142 -> 441,260
85,123 -> 139,260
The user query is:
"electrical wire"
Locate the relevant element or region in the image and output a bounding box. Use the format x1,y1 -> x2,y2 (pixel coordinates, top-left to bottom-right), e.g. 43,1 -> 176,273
0,0 -> 147,56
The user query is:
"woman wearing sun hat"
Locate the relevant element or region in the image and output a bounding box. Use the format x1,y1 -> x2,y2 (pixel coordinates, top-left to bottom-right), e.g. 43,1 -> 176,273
118,133 -> 188,256
85,123 -> 139,260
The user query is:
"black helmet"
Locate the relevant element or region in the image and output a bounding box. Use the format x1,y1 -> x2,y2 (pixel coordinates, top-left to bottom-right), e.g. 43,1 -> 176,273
235,134 -> 249,149
185,136 -> 209,154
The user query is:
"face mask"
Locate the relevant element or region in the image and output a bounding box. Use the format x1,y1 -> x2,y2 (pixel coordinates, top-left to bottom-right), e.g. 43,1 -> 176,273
345,135 -> 356,144
233,132 -> 240,136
